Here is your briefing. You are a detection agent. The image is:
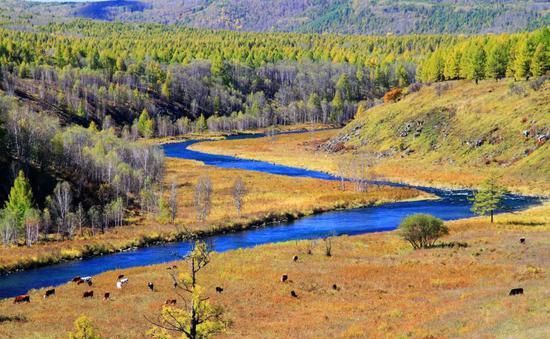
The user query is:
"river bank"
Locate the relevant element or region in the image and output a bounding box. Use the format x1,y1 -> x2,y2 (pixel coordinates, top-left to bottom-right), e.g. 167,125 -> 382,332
0,156 -> 424,276
191,129 -> 550,196
1,202 -> 547,337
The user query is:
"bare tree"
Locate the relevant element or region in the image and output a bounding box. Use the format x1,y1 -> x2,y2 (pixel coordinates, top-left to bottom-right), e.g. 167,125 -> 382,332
194,175 -> 212,222
231,177 -> 247,215
75,203 -> 86,236
24,209 -> 41,246
168,181 -> 178,224
88,206 -> 101,236
52,181 -> 72,237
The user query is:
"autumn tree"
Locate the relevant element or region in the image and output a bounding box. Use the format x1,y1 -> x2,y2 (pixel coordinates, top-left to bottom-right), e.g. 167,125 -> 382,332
399,214 -> 448,249
168,182 -> 178,225
471,175 -> 508,223
138,109 -> 155,138
147,241 -> 227,339
69,315 -> 102,339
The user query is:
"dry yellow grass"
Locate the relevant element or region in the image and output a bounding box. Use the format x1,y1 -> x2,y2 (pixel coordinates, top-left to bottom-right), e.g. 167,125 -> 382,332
1,203 -> 548,338
0,158 -> 423,274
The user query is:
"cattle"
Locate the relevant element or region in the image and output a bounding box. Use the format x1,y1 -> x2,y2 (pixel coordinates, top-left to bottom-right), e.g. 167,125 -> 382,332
280,274 -> 288,283
290,290 -> 298,298
43,289 -> 56,298
118,274 -> 125,280
81,276 -> 92,282
509,288 -> 524,296
215,287 -> 224,293
520,238 -> 526,244
71,276 -> 82,283
77,279 -> 85,285
332,284 -> 340,291
117,277 -> 129,289
173,282 -> 178,288
83,291 -> 94,298
104,292 -> 110,300
172,265 -> 178,269
165,299 -> 177,305
148,282 -> 154,291
13,295 -> 30,304
293,255 -> 299,262
87,280 -> 93,287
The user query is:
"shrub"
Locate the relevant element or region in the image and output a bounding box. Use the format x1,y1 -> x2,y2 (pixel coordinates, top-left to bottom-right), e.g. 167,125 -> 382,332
68,315 -> 101,339
383,88 -> 402,103
399,214 -> 448,249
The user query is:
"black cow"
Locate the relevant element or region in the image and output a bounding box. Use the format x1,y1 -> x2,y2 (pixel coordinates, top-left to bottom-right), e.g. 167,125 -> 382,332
281,274 -> 288,283
509,288 -> 524,296
520,238 -> 526,244
44,289 -> 56,298
104,292 -> 110,300
83,290 -> 94,298
293,255 -> 299,262
290,290 -> 298,298
148,282 -> 154,291
215,287 -> 224,293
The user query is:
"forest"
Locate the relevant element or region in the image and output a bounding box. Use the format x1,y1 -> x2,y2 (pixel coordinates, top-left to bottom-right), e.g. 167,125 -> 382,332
0,20 -> 547,245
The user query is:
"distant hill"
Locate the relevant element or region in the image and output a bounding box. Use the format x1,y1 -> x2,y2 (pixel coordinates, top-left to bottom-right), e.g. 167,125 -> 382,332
3,0 -> 549,34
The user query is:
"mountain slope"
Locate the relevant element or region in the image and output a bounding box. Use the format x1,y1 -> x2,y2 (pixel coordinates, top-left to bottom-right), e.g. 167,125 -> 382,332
330,79 -> 549,193
4,0 -> 550,34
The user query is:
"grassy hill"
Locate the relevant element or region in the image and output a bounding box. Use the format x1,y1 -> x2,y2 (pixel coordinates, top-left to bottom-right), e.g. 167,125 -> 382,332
3,0 -> 549,34
330,79 -> 550,193
193,79 -> 549,194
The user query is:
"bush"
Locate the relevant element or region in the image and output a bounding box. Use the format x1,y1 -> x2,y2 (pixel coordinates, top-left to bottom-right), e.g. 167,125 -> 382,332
383,88 -> 402,103
399,214 -> 448,249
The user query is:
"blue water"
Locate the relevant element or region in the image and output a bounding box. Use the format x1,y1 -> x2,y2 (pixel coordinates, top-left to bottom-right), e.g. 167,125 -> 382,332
0,135 -> 541,299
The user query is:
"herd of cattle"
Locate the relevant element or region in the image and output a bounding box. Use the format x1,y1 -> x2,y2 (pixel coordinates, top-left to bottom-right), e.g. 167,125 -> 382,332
12,246 -> 527,305
12,265 -> 226,305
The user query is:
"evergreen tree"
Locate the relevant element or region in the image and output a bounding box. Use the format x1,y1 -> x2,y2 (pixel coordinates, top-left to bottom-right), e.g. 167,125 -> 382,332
4,170 -> 34,234
471,176 -> 508,223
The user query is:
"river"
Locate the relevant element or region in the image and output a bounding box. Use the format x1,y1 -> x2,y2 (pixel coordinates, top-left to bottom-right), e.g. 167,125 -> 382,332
0,135 -> 540,298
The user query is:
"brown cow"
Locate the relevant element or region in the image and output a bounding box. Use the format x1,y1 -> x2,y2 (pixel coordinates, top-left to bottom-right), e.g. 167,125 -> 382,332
13,295 -> 30,304
83,290 -> 94,298
118,274 -> 125,280
104,292 -> 110,300
77,279 -> 85,285
280,274 -> 288,283
44,289 -> 56,298
71,276 -> 81,283
165,299 -> 177,305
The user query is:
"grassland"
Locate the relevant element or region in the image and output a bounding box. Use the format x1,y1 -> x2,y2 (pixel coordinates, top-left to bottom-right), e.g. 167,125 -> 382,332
0,157 -> 423,274
0,203 -> 547,338
192,80 -> 550,195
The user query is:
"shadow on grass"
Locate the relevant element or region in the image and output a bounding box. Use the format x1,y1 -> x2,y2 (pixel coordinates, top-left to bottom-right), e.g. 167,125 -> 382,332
502,221 -> 545,226
431,241 -> 468,249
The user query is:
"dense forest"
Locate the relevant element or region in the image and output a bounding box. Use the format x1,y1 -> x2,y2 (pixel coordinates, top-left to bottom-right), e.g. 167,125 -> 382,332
3,1 -> 549,34
0,20 -> 547,245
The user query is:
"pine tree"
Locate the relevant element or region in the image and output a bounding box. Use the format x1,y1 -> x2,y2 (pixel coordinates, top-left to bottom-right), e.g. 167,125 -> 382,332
4,170 -> 34,233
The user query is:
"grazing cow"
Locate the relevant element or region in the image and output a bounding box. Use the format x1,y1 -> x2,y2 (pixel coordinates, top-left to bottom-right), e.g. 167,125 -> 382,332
281,274 -> 288,283
44,289 -> 56,298
148,282 -> 154,291
87,280 -> 93,287
77,279 -> 85,285
119,278 -> 129,284
509,288 -> 524,296
215,287 -> 224,293
173,282 -> 178,288
118,274 -> 125,280
81,276 -> 92,282
83,291 -> 94,298
104,292 -> 110,300
293,255 -> 298,262
290,290 -> 298,298
13,295 -> 30,304
165,299 -> 177,305
520,238 -> 526,244
116,281 -> 122,289
332,284 -> 339,291
72,276 -> 81,283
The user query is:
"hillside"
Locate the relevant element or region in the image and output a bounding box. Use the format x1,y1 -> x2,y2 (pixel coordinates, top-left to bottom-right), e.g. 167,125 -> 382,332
192,79 -> 550,194
3,0 -> 549,34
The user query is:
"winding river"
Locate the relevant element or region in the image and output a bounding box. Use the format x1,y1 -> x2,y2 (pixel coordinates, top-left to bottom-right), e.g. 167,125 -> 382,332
0,135 -> 541,298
